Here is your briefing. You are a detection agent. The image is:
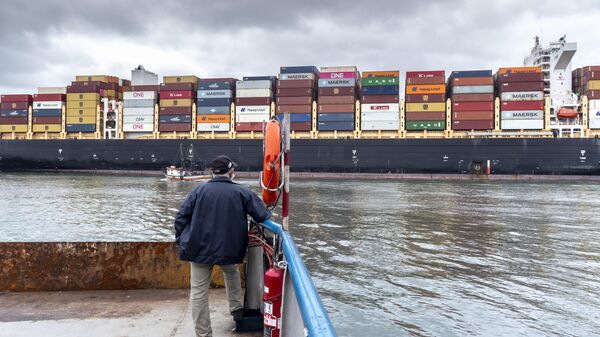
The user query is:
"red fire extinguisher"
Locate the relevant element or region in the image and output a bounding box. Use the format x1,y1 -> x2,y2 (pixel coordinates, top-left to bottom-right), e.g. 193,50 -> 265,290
264,267 -> 284,337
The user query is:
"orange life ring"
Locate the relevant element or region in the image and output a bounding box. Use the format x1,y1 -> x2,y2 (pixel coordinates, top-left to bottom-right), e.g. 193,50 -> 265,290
261,120 -> 282,207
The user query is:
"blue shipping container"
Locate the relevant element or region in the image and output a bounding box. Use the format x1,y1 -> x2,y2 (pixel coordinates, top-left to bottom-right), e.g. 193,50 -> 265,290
317,121 -> 354,131
159,115 -> 192,123
0,109 -> 28,117
197,98 -> 233,107
198,80 -> 235,91
32,109 -> 62,117
279,66 -> 319,75
360,85 -> 399,95
275,113 -> 312,123
449,70 -> 493,78
318,113 -> 355,122
197,106 -> 230,115
66,124 -> 95,132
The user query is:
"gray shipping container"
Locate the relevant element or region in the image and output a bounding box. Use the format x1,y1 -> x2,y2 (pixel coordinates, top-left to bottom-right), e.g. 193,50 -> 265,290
235,80 -> 272,89
501,110 -> 544,120
500,91 -> 544,101
197,106 -> 231,115
451,85 -> 494,94
279,73 -> 316,80
197,90 -> 232,98
123,99 -> 157,108
318,78 -> 356,87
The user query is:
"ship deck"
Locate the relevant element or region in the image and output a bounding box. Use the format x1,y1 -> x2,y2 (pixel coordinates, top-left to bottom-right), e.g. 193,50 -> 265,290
0,289 -> 260,337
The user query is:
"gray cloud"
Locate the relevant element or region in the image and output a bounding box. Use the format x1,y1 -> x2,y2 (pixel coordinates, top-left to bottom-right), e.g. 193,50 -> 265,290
1,0 -> 599,93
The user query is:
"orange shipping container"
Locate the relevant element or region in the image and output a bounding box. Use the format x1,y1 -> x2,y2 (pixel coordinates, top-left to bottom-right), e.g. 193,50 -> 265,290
406,84 -> 446,95
197,114 -> 231,123
497,66 -> 542,75
362,71 -> 400,78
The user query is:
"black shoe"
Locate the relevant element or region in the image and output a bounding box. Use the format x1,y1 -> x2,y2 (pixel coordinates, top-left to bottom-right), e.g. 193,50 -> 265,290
232,308 -> 244,321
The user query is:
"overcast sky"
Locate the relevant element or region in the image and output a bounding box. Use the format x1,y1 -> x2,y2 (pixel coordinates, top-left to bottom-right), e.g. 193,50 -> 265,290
1,0 -> 599,93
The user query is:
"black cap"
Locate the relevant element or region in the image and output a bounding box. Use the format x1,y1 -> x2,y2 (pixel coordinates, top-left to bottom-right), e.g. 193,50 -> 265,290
209,155 -> 238,174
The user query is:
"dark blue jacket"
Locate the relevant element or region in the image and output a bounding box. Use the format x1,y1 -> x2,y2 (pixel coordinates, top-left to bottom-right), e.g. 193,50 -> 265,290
174,176 -> 271,265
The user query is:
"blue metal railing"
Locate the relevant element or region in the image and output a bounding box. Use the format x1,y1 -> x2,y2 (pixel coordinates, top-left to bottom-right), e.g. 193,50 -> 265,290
261,219 -> 337,337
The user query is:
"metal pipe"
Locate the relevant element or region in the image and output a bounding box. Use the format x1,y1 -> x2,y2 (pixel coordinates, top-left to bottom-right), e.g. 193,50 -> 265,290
282,113 -> 291,231
261,219 -> 337,337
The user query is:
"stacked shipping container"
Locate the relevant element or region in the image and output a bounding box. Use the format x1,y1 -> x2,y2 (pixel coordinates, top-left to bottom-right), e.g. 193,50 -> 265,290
0,94 -> 31,133
197,78 -> 235,132
359,71 -> 400,131
448,70 -> 494,130
497,67 -> 544,130
159,76 -> 198,132
573,66 -> 600,129
235,77 -> 274,132
32,93 -> 65,133
405,71 -> 446,130
318,66 -> 359,131
276,66 -> 318,132
122,88 -> 157,133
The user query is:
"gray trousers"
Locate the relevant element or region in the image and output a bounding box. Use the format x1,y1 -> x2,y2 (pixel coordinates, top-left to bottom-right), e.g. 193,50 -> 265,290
190,262 -> 243,337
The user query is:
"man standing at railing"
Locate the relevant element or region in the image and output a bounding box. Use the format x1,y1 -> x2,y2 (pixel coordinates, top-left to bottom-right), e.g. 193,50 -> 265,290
175,155 -> 271,337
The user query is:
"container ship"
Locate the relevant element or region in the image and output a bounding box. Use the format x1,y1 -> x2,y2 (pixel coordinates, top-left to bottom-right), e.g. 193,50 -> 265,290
1,36 -> 599,175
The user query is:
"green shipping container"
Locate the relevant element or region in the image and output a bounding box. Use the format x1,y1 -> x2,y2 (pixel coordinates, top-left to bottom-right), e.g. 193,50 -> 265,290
361,77 -> 399,86
405,120 -> 446,131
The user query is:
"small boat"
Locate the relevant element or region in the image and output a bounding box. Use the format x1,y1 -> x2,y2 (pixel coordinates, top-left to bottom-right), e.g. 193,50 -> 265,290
164,144 -> 211,181
557,107 -> 578,119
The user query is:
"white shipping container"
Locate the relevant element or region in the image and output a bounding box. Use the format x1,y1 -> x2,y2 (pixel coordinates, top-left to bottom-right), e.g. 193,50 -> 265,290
236,113 -> 270,123
589,99 -> 600,110
501,120 -> 544,130
279,73 -> 316,80
588,109 -> 600,120
123,91 -> 156,100
361,103 -> 400,112
197,90 -> 232,98
235,105 -> 271,114
123,115 -> 153,124
589,119 -> 600,129
360,112 -> 400,122
501,110 -> 544,120
197,123 -> 230,132
123,107 -> 155,116
500,91 -> 544,101
361,121 -> 400,131
236,80 -> 272,89
320,66 -> 358,72
235,88 -> 272,98
123,123 -> 154,132
32,101 -> 64,109
38,87 -> 67,94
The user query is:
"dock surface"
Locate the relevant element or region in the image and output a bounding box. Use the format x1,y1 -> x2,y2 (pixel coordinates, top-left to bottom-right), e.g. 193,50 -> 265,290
0,289 -> 260,337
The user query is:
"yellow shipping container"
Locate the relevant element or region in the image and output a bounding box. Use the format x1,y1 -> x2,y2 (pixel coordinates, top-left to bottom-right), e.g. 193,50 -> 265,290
67,93 -> 100,101
405,84 -> 446,95
0,125 -> 28,132
66,100 -> 98,109
197,114 -> 231,123
586,80 -> 600,91
497,66 -> 542,75
405,102 -> 446,112
75,75 -> 118,83
160,99 -> 193,107
66,116 -> 97,124
104,89 -> 116,97
33,124 -> 62,132
66,108 -> 97,117
162,75 -> 199,84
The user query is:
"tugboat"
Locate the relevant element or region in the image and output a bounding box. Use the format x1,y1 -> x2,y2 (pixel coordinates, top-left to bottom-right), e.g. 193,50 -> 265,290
164,144 -> 211,181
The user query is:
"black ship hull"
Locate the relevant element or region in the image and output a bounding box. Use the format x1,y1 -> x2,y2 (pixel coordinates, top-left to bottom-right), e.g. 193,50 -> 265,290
0,138 -> 599,175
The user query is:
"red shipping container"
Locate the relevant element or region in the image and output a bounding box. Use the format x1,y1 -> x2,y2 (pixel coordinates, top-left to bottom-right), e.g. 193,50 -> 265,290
236,97 -> 271,105
501,101 -> 544,110
587,90 -> 600,99
160,91 -> 194,99
33,94 -> 66,101
318,87 -> 355,96
276,96 -> 312,105
33,116 -> 61,124
236,122 -> 264,132
159,107 -> 193,115
277,104 -> 312,114
497,72 -> 544,83
0,117 -> 28,124
67,85 -> 100,94
1,102 -> 29,109
276,79 -> 314,89
404,94 -> 445,103
583,66 -> 600,72
360,95 -> 399,104
405,112 -> 446,121
130,85 -> 160,91
290,122 -> 312,131
453,111 -> 494,120
321,96 -> 356,104
452,102 -> 494,111
451,94 -> 494,102
499,82 -> 544,92
406,71 -> 445,78
452,120 -> 493,130
318,104 -> 355,113
1,94 -> 32,102
159,123 -> 191,132
451,77 -> 493,85
320,72 -> 358,79
276,88 -> 313,97
160,83 -> 195,91
406,76 -> 446,85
